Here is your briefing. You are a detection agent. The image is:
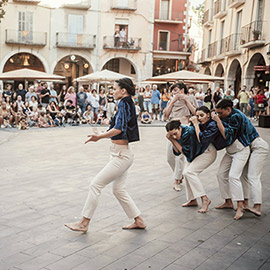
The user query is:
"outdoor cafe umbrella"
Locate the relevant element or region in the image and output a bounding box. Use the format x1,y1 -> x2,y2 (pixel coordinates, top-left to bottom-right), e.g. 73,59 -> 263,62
146,70 -> 224,83
0,68 -> 65,81
74,69 -> 132,82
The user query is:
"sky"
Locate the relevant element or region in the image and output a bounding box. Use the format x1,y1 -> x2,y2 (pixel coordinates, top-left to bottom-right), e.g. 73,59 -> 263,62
40,0 -> 205,8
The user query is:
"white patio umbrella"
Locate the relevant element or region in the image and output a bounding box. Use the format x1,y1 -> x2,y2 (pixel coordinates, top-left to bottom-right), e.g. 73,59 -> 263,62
74,69 -> 132,82
146,70 -> 224,82
0,68 -> 65,80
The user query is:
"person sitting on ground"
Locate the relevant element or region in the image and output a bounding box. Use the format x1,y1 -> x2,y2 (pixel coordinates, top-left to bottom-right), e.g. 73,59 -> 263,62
65,100 -> 77,124
45,112 -> 55,127
96,106 -> 105,125
141,111 -> 152,124
82,104 -> 93,124
18,116 -> 29,130
38,112 -> 50,128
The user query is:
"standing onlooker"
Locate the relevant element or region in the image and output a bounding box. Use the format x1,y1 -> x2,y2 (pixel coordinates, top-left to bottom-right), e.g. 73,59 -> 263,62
138,87 -> 145,118
248,87 -> 255,118
119,28 -> 126,46
254,88 -> 267,119
58,85 -> 67,107
49,83 -> 58,104
3,84 -> 13,100
159,87 -> 170,121
77,86 -> 88,113
99,89 -> 107,118
143,85 -> 152,115
195,88 -> 205,107
106,87 -> 115,120
16,84 -> 27,102
228,84 -> 235,97
40,83 -> 50,108
25,86 -> 37,102
213,87 -> 222,107
238,85 -> 249,115
203,88 -> 213,110
263,86 -> 269,115
114,30 -> 120,47
223,90 -> 234,100
151,84 -> 160,120
64,86 -> 77,107
89,89 -> 100,121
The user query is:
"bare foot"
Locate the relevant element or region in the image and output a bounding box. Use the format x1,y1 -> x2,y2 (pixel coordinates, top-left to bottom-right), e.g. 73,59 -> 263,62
234,207 -> 244,220
198,198 -> 211,213
173,182 -> 181,192
182,199 -> 198,207
122,218 -> 146,230
245,207 -> 261,217
215,202 -> 234,209
64,222 -> 88,232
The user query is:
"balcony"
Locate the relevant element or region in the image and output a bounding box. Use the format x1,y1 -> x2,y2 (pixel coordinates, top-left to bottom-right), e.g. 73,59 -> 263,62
228,0 -> 245,8
62,0 -> 91,10
203,9 -> 214,27
198,49 -> 210,64
5,29 -> 47,46
56,33 -> 96,49
214,0 -> 227,19
103,36 -> 141,52
207,41 -> 217,58
111,0 -> 137,11
155,11 -> 184,24
224,33 -> 241,56
240,21 -> 265,49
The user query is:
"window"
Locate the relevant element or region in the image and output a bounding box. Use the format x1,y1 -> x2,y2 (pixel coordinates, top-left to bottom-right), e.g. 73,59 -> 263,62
160,0 -> 170,20
68,14 -> 83,45
159,31 -> 169,50
256,0 -> 264,21
131,65 -> 135,74
104,59 -> 120,73
219,21 -> 224,54
18,11 -> 33,42
117,0 -> 129,7
207,29 -> 212,57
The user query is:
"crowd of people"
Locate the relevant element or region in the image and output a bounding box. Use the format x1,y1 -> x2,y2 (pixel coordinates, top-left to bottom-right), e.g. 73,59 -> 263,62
0,80 -> 269,130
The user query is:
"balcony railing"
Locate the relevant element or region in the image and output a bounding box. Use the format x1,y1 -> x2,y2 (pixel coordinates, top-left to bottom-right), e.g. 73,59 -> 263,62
228,0 -> 245,8
155,11 -> 184,22
111,0 -> 137,11
241,20 -> 265,48
5,29 -> 47,46
203,9 -> 209,24
13,0 -> 40,3
198,48 -> 206,63
56,33 -> 96,49
223,33 -> 241,53
103,36 -> 141,51
207,41 -> 217,58
214,0 -> 227,18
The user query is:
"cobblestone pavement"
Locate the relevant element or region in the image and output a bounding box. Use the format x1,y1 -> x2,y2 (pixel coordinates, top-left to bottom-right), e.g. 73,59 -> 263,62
0,125 -> 270,270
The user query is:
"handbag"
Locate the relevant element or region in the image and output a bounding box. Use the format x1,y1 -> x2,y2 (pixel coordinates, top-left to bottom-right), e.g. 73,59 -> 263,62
258,103 -> 264,108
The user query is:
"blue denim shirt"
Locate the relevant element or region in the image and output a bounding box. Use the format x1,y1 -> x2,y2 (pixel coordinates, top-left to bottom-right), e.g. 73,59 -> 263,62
222,108 -> 259,147
199,119 -> 227,150
109,96 -> 139,143
173,125 -> 208,162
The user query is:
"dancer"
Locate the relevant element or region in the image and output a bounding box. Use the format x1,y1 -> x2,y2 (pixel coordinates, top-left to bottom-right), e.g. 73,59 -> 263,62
164,83 -> 196,191
65,78 -> 146,232
213,99 -> 268,218
165,119 -> 216,213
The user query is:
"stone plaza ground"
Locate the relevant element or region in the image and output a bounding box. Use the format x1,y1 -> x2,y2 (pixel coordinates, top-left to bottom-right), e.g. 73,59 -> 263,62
0,124 -> 270,270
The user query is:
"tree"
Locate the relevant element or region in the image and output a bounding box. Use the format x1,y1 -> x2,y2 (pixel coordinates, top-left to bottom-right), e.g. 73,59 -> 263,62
0,0 -> 9,22
193,3 -> 205,27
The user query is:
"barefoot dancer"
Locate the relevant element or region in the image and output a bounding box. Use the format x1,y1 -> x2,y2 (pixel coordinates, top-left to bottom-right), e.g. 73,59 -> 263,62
213,99 -> 268,219
164,83 -> 196,191
165,120 -> 216,213
65,78 -> 146,232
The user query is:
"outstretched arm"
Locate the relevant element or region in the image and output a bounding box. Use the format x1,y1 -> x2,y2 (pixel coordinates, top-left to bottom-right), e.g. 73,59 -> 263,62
85,128 -> 121,144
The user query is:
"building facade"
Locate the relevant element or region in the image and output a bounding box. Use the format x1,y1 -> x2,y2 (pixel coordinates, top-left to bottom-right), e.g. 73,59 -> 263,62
199,0 -> 270,94
0,0 -> 154,88
152,0 -> 191,76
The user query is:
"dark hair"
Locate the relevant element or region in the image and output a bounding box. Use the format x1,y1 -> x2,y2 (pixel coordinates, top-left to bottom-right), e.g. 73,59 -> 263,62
165,120 -> 181,132
171,82 -> 187,94
196,106 -> 210,114
115,77 -> 135,96
67,100 -> 73,104
216,99 -> 233,109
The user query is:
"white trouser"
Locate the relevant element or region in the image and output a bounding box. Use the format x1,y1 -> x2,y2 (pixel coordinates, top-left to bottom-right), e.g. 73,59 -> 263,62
217,141 -> 250,201
167,141 -> 185,180
241,137 -> 269,204
183,144 -> 217,201
107,103 -> 116,120
81,143 -> 141,219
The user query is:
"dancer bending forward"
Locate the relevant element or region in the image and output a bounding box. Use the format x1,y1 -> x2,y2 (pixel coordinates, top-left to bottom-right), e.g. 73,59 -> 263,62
65,78 -> 146,232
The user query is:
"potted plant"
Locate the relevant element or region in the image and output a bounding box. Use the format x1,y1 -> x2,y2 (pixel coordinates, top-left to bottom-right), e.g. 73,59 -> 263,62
252,30 -> 261,40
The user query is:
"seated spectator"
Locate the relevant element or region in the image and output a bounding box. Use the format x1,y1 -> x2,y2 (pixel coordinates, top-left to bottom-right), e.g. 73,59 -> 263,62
96,107 -> 105,125
5,96 -> 12,110
0,102 -> 13,128
141,111 -> 152,124
45,112 -> 55,127
38,112 -> 50,128
29,96 -> 38,111
28,107 -> 38,127
54,111 -> 64,127
26,86 -> 38,102
16,95 -> 24,111
18,116 -> 29,130
37,104 -> 46,116
11,101 -> 20,127
47,101 -> 59,120
65,100 -> 77,124
82,104 -> 93,124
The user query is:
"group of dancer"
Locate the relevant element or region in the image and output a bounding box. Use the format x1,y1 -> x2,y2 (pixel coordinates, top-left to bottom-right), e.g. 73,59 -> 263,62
65,78 -> 268,233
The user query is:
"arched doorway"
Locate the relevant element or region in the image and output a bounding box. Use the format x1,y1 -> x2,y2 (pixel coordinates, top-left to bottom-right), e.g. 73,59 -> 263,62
53,55 -> 92,86
245,53 -> 266,89
228,59 -> 242,95
3,53 -> 45,73
215,63 -> 225,89
102,58 -> 137,80
204,67 -> 211,75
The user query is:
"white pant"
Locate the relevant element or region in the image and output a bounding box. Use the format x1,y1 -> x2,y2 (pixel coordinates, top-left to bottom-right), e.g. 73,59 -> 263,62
167,141 -> 185,180
217,141 -> 250,201
183,144 -> 217,201
107,102 -> 116,120
241,137 -> 269,204
81,143 -> 141,219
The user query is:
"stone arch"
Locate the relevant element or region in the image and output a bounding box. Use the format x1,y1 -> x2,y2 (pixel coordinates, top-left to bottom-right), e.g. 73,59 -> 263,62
214,63 -> 224,77
204,67 -> 211,75
227,59 -> 242,95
